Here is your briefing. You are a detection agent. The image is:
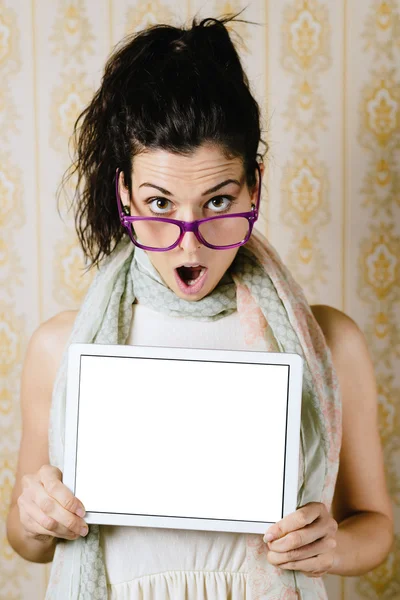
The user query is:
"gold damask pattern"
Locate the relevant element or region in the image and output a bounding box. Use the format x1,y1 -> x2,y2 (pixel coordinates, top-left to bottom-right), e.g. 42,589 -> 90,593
281,0 -> 330,140
0,377 -> 20,433
0,451 -> 30,598
282,149 -> 330,226
0,1 -> 31,597
360,154 -> 400,218
363,0 -> 400,59
0,4 -> 19,74
0,156 -> 23,228
360,68 -> 400,148
0,309 -> 23,377
279,0 -> 331,302
281,147 -> 330,295
0,87 -> 18,143
355,1 -> 400,597
0,305 -> 29,598
359,223 -> 400,304
50,0 -> 94,63
125,0 -> 176,34
377,374 -> 400,445
53,228 -> 94,306
50,0 -> 96,311
50,71 -> 93,153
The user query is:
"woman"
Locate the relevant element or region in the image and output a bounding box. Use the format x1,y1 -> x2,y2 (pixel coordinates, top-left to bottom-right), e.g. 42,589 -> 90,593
6,15 -> 393,600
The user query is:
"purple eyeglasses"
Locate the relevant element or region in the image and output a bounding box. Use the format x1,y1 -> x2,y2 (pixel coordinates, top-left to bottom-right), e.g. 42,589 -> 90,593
115,162 -> 262,251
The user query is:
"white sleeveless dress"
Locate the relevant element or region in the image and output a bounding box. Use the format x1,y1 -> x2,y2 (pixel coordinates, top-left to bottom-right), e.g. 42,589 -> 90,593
100,303 -> 279,599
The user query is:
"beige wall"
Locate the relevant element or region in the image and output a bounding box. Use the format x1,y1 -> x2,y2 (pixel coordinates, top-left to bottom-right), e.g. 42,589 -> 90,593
1,0 -> 399,598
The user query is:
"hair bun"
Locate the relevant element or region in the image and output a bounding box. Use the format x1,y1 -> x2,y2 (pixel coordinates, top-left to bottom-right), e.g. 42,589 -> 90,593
181,16 -> 247,85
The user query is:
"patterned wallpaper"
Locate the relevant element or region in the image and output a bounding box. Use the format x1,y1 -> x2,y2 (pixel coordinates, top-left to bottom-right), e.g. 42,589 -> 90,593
0,0 -> 399,598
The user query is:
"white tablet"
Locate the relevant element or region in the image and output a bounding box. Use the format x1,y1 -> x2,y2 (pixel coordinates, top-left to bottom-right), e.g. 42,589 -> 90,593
63,344 -> 303,535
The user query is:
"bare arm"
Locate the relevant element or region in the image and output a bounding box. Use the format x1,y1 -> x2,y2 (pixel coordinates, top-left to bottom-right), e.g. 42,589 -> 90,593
312,305 -> 394,575
6,310 -> 79,563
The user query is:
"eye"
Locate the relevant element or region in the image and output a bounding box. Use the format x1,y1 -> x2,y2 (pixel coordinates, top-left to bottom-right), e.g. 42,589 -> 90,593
146,198 -> 173,214
205,196 -> 235,213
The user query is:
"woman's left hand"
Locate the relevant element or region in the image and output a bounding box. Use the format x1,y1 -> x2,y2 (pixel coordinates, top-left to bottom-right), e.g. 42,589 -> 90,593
263,502 -> 338,577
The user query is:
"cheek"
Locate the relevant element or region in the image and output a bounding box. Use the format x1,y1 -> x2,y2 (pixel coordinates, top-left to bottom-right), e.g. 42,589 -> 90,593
147,253 -> 169,277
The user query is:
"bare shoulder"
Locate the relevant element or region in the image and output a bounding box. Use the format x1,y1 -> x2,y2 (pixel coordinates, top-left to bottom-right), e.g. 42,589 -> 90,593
37,308 -> 78,337
310,303 -> 366,359
310,303 -> 358,339
310,304 -> 378,418
27,310 -> 79,393
32,309 -> 78,353
310,304 -> 377,404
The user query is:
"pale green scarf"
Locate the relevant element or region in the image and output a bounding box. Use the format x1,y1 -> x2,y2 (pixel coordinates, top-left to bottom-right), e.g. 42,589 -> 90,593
45,230 -> 341,600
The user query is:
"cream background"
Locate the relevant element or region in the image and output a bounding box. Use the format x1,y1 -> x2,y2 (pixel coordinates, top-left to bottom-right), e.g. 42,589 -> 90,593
0,0 -> 399,598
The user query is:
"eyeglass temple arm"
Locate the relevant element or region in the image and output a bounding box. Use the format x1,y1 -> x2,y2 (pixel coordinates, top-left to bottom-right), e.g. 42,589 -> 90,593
254,162 -> 262,213
115,168 -> 131,219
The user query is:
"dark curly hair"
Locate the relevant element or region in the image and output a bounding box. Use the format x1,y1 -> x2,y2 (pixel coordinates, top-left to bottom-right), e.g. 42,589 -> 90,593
61,13 -> 268,267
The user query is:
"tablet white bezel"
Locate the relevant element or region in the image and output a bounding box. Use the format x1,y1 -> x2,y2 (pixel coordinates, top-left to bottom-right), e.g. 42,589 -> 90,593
63,343 -> 303,535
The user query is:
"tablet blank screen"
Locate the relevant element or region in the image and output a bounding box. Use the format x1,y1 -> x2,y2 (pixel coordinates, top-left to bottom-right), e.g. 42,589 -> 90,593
75,354 -> 290,524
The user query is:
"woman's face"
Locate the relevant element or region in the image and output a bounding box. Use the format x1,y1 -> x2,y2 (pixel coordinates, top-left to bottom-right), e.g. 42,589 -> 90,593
119,143 -> 263,301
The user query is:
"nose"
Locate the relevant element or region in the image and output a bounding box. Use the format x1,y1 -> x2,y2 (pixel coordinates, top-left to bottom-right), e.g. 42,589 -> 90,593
178,230 -> 202,252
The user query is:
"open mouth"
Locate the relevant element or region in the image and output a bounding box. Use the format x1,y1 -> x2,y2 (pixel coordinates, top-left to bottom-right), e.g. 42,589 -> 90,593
174,264 -> 208,295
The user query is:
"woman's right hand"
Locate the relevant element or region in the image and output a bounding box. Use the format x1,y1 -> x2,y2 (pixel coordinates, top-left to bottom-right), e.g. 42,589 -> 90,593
17,464 -> 88,542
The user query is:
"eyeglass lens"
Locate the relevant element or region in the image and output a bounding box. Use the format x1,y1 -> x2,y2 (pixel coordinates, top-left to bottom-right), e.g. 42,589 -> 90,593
130,217 -> 250,250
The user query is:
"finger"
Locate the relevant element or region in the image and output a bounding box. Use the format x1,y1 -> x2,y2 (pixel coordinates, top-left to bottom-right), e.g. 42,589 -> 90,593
278,553 -> 335,577
267,535 -> 336,566
268,517 -> 336,552
264,503 -> 324,542
39,465 -> 86,517
34,484 -> 88,538
19,498 -> 79,541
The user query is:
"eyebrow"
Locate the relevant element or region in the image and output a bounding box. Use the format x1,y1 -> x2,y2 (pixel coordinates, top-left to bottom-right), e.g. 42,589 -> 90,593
138,179 -> 242,196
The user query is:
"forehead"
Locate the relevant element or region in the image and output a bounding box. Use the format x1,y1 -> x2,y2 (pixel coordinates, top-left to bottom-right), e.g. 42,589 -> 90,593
131,144 -> 245,187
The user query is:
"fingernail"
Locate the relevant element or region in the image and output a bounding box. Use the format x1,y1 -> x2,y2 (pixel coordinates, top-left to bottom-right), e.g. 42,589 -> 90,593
263,533 -> 275,543
76,507 -> 85,518
80,526 -> 88,536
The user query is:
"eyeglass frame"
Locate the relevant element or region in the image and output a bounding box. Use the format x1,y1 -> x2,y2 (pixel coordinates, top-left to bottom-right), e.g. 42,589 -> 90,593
115,162 -> 262,252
